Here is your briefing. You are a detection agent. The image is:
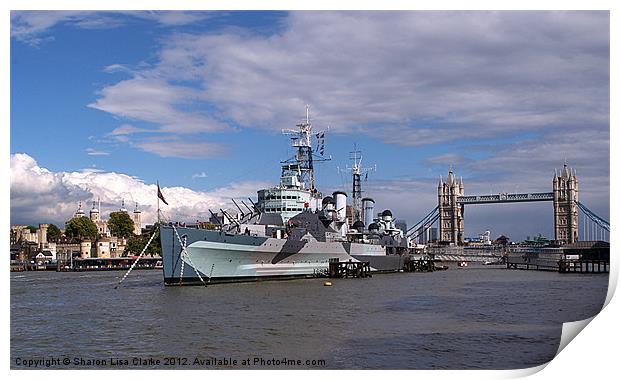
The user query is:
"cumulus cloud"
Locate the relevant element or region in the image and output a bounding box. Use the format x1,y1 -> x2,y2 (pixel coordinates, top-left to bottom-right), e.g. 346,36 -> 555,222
10,153 -> 269,227
103,12 -> 607,136
87,11 -> 608,165
88,77 -> 230,158
89,78 -> 229,134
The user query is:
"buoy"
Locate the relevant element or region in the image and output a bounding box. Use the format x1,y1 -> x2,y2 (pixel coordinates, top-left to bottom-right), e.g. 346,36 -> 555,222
324,281 -> 332,286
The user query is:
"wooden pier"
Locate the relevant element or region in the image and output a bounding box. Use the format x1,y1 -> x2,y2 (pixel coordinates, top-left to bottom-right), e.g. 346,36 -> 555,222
558,259 -> 609,274
506,258 -> 609,273
403,257 -> 439,272
328,258 -> 371,278
506,241 -> 609,274
506,261 -> 558,272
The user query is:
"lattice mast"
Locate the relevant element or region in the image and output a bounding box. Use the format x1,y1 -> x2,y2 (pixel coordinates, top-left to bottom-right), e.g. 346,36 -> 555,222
344,145 -> 376,223
281,105 -> 330,193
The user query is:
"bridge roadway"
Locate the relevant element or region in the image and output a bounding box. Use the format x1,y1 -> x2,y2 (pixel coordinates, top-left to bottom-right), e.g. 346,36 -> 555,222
426,247 -> 507,262
457,192 -> 553,205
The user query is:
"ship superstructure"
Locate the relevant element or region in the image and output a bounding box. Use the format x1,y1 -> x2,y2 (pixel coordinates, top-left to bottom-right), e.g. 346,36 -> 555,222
256,106 -> 330,222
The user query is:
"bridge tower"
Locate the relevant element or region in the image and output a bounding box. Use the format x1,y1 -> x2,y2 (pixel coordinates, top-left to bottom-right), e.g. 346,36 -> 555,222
553,161 -> 578,244
438,166 -> 464,244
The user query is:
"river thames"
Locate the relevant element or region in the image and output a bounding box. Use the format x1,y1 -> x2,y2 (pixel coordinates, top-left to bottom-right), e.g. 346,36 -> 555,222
10,264 -> 608,369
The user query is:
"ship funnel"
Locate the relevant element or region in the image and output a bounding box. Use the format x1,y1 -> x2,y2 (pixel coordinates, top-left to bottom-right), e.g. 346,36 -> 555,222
322,196 -> 335,210
362,197 -> 375,228
322,196 -> 336,220
333,191 -> 347,222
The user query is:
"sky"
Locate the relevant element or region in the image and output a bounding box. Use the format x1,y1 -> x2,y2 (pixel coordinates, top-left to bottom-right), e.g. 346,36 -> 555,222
9,10 -> 610,241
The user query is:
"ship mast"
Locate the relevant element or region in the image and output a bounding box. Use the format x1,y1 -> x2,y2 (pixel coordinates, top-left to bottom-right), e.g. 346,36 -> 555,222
345,144 -> 375,222
281,105 -> 330,193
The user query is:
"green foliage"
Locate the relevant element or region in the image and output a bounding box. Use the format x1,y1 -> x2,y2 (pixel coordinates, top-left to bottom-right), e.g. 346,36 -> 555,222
108,211 -> 135,238
47,224 -> 62,242
27,225 -> 37,233
123,227 -> 161,257
65,217 -> 98,239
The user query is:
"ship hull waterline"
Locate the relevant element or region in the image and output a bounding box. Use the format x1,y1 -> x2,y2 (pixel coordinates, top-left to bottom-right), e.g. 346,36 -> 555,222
160,225 -> 405,285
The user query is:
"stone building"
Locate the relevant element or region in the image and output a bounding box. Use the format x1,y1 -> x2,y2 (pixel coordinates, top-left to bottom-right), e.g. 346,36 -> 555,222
74,198 -> 142,238
11,225 -> 39,245
438,166 -> 464,244
553,162 -> 579,244
132,202 -> 141,235
88,199 -> 110,237
94,236 -> 127,258
10,223 -> 56,260
55,241 -> 82,263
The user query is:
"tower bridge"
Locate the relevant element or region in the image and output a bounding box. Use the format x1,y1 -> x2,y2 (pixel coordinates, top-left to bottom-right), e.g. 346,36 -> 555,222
407,162 -> 609,246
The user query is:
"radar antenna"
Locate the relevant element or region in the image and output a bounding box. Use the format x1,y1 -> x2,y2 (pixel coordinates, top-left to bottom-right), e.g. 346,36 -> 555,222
280,105 -> 331,193
341,144 -> 376,222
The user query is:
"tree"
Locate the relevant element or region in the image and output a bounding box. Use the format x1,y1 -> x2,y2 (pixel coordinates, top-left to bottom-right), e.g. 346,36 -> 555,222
123,227 -> 161,257
108,211 -> 135,238
47,224 -> 61,242
27,225 -> 37,233
65,217 -> 98,240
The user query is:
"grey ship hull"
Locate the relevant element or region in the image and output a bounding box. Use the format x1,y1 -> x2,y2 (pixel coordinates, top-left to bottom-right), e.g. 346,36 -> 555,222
160,225 -> 403,285
351,254 -> 406,272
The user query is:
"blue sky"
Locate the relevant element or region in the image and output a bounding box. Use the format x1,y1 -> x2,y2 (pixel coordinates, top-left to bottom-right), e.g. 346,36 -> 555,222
10,11 -> 610,241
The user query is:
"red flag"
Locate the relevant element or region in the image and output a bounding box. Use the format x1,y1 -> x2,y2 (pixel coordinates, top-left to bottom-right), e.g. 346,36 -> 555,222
157,181 -> 169,205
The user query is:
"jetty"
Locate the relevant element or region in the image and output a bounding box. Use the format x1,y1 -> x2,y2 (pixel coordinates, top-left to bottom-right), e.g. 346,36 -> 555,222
505,241 -> 609,273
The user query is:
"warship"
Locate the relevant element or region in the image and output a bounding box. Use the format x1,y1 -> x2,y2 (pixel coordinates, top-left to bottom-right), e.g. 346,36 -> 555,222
160,107 -> 411,285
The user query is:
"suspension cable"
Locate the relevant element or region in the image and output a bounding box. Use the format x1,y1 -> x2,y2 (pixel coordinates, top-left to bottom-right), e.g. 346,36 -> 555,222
407,206 -> 439,234
408,213 -> 440,241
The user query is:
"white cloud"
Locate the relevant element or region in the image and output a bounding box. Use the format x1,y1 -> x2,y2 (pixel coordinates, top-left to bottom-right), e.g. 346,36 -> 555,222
90,11 -> 608,147
109,124 -> 151,136
102,64 -> 133,74
192,172 -> 208,179
131,136 -> 227,159
138,11 -> 210,26
10,153 -> 269,226
76,10 -> 609,196
89,78 -> 229,134
85,148 -> 110,156
11,11 -> 211,45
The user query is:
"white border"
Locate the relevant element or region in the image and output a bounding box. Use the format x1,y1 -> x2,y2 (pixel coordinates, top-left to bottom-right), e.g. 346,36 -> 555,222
3,1 -> 616,380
